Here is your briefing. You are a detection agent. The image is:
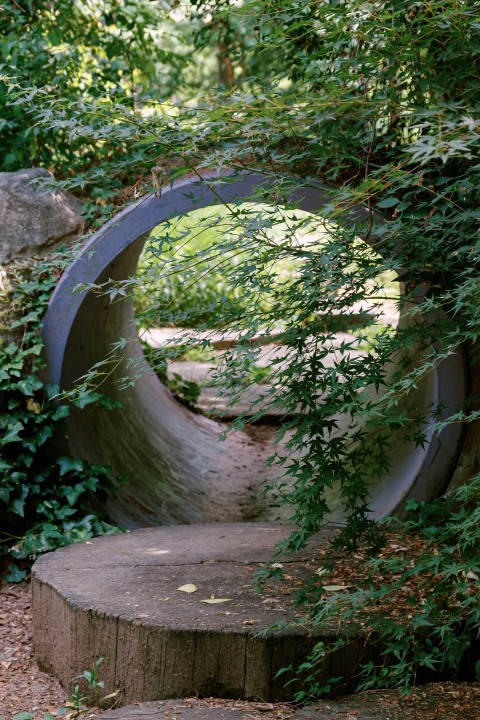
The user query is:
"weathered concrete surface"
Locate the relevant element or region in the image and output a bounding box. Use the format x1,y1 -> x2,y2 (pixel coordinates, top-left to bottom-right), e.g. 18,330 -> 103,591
0,167 -> 83,264
32,524 -> 372,707
41,171 -> 467,528
97,706 -> 259,720
447,341 -> 480,493
96,699 -> 409,720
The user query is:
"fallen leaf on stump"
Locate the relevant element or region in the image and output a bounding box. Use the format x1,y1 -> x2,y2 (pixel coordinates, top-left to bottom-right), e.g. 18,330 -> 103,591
322,585 -> 353,592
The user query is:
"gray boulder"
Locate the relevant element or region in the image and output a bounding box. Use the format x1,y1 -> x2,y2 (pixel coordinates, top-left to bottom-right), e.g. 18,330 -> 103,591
0,168 -> 83,264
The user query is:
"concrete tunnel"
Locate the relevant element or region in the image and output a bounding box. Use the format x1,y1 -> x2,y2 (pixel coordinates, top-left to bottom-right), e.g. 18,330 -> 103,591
41,171 -> 468,529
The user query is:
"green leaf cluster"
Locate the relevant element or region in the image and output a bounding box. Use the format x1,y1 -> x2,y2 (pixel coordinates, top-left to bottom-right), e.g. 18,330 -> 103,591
0,0 -> 192,182
13,657 -> 109,719
136,206 -> 265,327
282,475 -> 480,696
0,253 -> 119,577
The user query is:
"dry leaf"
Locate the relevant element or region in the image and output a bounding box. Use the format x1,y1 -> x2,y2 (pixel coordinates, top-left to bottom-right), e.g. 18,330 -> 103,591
252,703 -> 274,711
200,598 -> 232,604
26,398 -> 41,414
323,585 -> 352,592
177,584 -> 198,593
102,690 -> 120,701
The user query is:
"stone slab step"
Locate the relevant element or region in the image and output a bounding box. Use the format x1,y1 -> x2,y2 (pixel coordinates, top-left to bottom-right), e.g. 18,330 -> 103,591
141,328 -> 285,350
94,696 -> 410,720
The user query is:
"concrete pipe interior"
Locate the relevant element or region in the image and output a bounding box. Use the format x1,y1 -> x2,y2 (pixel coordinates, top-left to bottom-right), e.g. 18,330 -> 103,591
42,172 -> 467,528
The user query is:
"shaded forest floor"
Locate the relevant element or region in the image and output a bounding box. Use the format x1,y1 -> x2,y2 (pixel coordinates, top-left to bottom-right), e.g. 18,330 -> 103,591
1,582 -> 480,720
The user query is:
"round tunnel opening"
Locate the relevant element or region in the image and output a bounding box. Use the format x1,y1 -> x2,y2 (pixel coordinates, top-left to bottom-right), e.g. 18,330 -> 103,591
135,201 -> 401,425
41,171 -> 467,528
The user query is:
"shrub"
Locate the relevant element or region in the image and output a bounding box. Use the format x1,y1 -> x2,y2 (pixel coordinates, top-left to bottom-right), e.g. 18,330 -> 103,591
0,252 -> 120,580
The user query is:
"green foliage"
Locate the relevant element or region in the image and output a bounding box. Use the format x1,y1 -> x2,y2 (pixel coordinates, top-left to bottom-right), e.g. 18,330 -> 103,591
276,640 -> 344,703
139,341 -> 203,410
13,657 -> 111,719
136,207 -> 262,327
0,253 -> 119,574
281,475 -> 480,695
167,372 -> 203,409
0,0 -> 190,178
6,0 -> 480,696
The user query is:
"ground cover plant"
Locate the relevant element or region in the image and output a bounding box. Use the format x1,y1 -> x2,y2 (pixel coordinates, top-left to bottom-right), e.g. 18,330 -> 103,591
271,480 -> 480,697
0,252 -> 120,580
2,0 -> 480,698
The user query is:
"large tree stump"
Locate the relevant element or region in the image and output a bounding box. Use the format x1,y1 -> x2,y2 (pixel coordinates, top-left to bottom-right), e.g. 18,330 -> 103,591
32,523 -> 371,707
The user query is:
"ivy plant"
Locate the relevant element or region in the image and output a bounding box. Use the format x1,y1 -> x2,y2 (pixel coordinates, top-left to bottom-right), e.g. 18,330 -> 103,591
0,252 -> 120,580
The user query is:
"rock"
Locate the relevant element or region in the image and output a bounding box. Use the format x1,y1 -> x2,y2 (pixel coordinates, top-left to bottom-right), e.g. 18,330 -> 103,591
0,168 -> 83,264
96,704 -> 257,720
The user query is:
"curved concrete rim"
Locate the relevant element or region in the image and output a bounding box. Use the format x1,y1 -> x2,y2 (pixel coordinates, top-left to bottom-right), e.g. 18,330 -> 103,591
41,170 -> 467,526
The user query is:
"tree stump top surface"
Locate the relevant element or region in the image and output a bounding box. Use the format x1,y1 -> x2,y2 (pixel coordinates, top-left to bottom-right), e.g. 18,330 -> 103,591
33,523 -> 335,633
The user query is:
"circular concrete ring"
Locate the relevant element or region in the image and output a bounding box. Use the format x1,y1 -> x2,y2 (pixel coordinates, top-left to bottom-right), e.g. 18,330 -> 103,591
41,171 -> 467,527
